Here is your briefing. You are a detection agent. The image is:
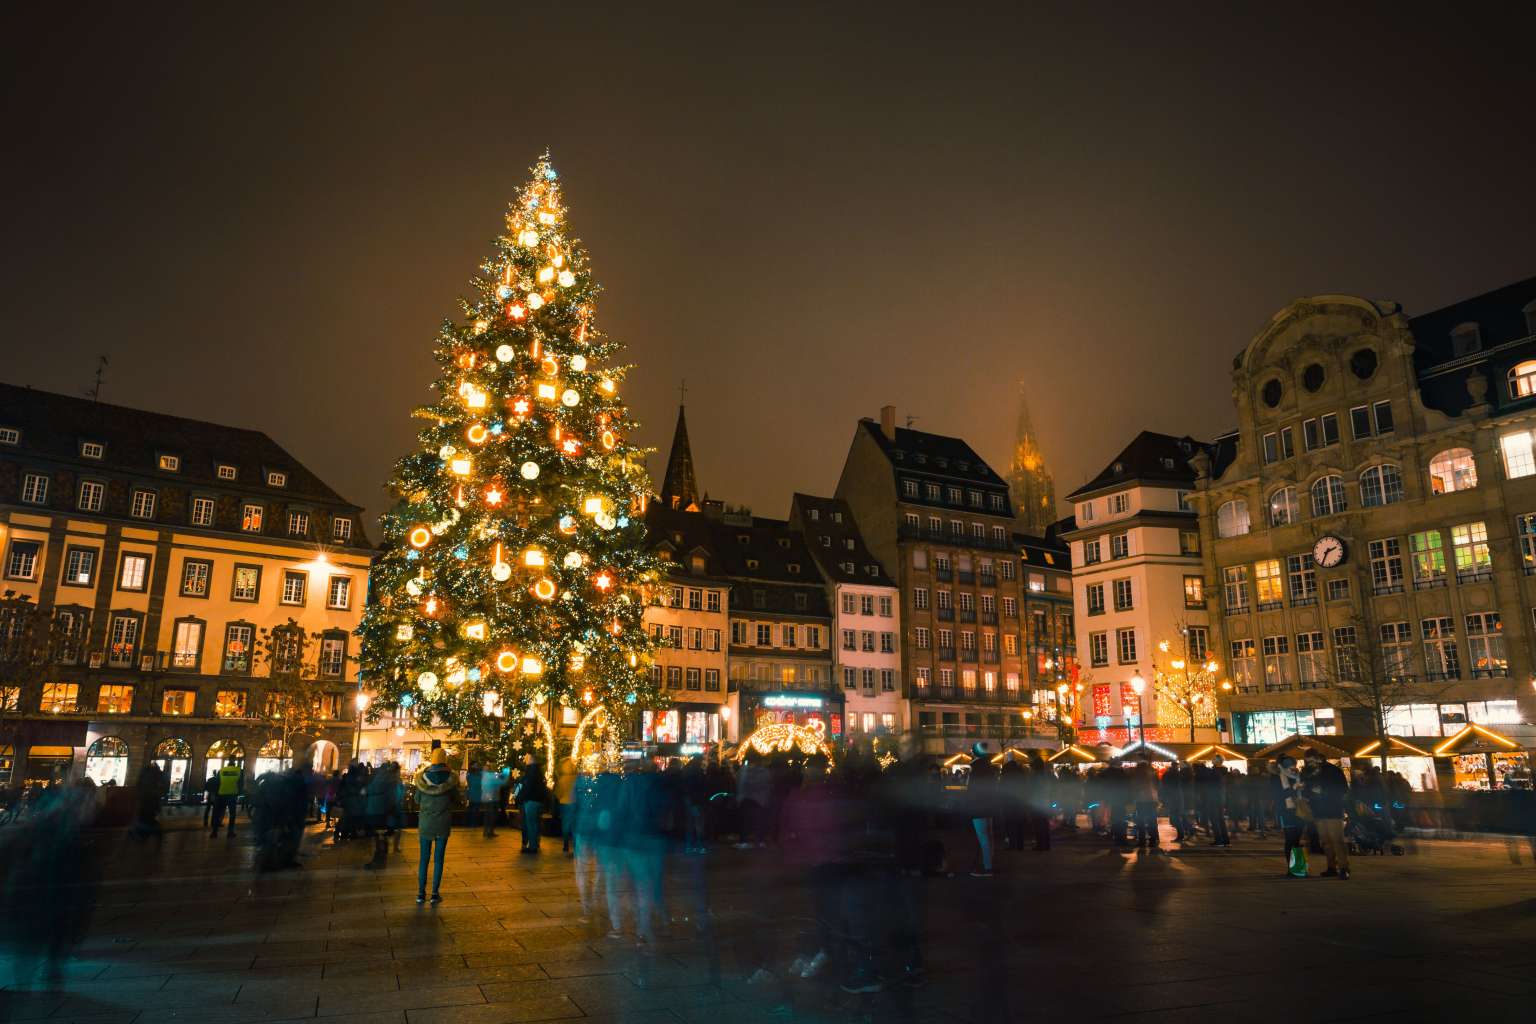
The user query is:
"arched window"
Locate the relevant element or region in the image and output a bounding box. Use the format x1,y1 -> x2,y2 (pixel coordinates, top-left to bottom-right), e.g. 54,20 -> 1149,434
1429,448 -> 1477,494
254,740 -> 292,779
1310,475 -> 1347,517
85,735 -> 129,786
1359,465 -> 1404,508
152,738 -> 191,801
1216,499 -> 1250,538
1510,361 -> 1536,399
1268,487 -> 1299,527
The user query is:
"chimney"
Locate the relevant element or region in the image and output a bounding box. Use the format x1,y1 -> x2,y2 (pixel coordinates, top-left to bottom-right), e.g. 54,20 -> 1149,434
879,405 -> 896,440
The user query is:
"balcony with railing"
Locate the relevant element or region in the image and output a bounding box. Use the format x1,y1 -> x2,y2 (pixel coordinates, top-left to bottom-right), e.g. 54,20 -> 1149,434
958,570 -> 975,585
1415,576 -> 1448,590
937,607 -> 955,621
1256,600 -> 1283,612
959,609 -> 976,623
1457,568 -> 1493,585
979,573 -> 997,588
937,646 -> 957,661
1290,595 -> 1317,608
981,611 -> 998,625
935,567 -> 954,582
1371,583 -> 1405,597
959,647 -> 978,662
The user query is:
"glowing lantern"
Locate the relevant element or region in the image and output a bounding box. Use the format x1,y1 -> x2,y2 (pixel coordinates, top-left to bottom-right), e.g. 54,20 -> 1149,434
422,595 -> 439,616
495,344 -> 514,362
569,354 -> 587,372
518,229 -> 539,247
583,496 -> 605,516
450,456 -> 472,476
408,526 -> 432,549
600,378 -> 616,393
563,551 -> 584,569
559,515 -> 577,534
533,578 -> 557,600
484,484 -> 503,505
417,671 -> 439,693
527,293 -> 544,310
396,624 -> 413,641
466,423 -> 488,444
541,354 -> 559,375
506,303 -> 526,320
491,560 -> 512,582
520,461 -> 540,480
561,389 -> 580,407
463,621 -> 487,640
473,319 -> 489,335
558,270 -> 576,287
521,656 -> 543,675
536,383 -> 558,401
524,547 -> 546,568
537,210 -> 557,226
495,650 -> 519,673
537,266 -> 555,284
561,437 -> 582,456
601,430 -> 617,450
510,396 -> 531,417
593,572 -> 613,591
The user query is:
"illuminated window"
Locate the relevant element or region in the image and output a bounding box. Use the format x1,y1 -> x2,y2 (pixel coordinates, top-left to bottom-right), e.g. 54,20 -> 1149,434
158,454 -> 180,472
267,470 -> 288,488
77,480 -> 104,512
40,682 -> 80,713
1500,433 -> 1536,480
1216,499 -> 1250,538
287,511 -> 309,537
191,496 -> 216,526
97,684 -> 134,714
20,473 -> 47,504
1254,559 -> 1283,607
280,570 -> 307,605
161,688 -> 196,715
214,690 -> 248,718
1451,521 -> 1491,581
1268,487 -> 1298,527
172,619 -> 204,669
216,463 -> 238,481
1431,448 -> 1479,492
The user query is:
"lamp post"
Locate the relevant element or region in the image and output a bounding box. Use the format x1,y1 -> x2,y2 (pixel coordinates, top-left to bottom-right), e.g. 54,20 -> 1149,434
1129,672 -> 1147,746
352,691 -> 369,765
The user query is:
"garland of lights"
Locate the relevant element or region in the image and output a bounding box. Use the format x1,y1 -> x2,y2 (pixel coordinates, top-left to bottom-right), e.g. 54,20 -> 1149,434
736,721 -> 835,761
358,154 -> 665,767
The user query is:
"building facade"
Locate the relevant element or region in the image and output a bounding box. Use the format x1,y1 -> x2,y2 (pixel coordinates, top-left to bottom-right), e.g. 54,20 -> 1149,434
1018,532 -> 1077,740
836,406 -> 1032,753
0,384 -> 371,794
1193,280 -> 1536,789
644,505 -> 731,749
1062,432 -> 1216,746
789,493 -> 904,740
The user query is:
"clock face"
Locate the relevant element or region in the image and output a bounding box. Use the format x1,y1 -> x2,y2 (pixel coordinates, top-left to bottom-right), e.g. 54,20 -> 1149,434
1312,535 -> 1346,568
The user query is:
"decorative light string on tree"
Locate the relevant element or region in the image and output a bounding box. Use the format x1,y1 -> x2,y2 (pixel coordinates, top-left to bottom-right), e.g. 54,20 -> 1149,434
357,153 -> 665,767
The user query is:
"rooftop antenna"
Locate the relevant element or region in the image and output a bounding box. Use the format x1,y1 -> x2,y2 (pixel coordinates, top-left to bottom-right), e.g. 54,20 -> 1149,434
85,355 -> 109,402
678,378 -> 688,405
905,414 -> 919,428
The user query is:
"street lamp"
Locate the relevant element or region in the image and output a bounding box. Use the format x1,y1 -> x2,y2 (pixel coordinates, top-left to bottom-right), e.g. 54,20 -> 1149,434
1129,672 -> 1147,745
352,691 -> 369,765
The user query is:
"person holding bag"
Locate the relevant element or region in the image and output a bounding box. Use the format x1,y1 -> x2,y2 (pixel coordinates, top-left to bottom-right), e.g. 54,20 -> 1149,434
1275,756 -> 1308,877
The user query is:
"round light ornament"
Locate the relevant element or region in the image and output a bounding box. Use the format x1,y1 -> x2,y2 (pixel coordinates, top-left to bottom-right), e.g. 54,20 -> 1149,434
491,560 -> 513,582
561,389 -> 580,407
520,461 -> 540,480
408,526 -> 432,549
438,445 -> 457,459
537,266 -> 555,284
527,293 -> 545,310
533,578 -> 557,600
594,511 -> 617,531
495,284 -> 515,300
519,229 -> 539,247
562,551 -> 584,569
570,354 -> 587,372
495,344 -> 515,363
558,270 -> 576,288
417,671 -> 439,693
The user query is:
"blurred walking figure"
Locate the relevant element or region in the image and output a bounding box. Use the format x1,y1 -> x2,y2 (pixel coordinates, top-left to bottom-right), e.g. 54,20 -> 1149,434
414,749 -> 457,904
201,770 -> 219,828
555,755 -> 578,854
131,760 -> 167,839
736,757 -> 769,847
0,784 -> 98,991
1275,756 -> 1307,877
363,761 -> 401,870
516,752 -> 548,854
1131,761 -> 1160,849
612,762 -> 666,946
967,742 -> 997,876
1195,759 -> 1230,847
210,759 -> 244,837
1027,752 -> 1054,851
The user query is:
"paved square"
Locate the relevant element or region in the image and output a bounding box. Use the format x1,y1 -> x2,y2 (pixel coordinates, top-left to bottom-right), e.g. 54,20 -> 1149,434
4,815 -> 1536,1024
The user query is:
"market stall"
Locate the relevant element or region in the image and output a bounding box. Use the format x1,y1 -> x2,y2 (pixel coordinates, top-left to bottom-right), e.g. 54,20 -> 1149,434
1253,733 -> 1439,790
1434,724 -> 1531,790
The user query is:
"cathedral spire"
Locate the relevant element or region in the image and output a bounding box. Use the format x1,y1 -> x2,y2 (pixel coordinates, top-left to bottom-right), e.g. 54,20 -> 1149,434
1009,381 -> 1057,533
660,394 -> 700,511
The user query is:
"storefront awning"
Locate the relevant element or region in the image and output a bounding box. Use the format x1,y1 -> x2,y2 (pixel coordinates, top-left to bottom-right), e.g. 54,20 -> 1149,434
1252,734 -> 1435,761
1047,744 -> 1104,764
1433,723 -> 1522,756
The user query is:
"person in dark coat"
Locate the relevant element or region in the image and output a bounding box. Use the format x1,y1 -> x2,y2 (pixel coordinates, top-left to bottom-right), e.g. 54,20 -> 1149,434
516,753 -> 549,853
1194,759 -> 1230,846
1302,751 -> 1350,878
362,762 -> 401,870
414,749 -> 458,903
131,762 -> 167,838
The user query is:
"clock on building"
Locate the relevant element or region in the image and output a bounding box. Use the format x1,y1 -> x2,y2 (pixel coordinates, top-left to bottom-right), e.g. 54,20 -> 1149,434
1312,535 -> 1346,568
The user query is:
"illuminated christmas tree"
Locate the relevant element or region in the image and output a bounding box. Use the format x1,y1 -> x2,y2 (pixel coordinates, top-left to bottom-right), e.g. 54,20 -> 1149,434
357,154 -> 662,765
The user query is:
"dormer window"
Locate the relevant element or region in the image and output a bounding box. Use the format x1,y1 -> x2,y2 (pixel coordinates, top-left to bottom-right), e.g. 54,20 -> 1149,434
332,517 -> 353,542
0,427 -> 19,445
1160,457 -> 1175,470
690,555 -> 706,573
216,464 -> 238,481
866,564 -> 878,576
821,536 -> 831,547
80,441 -> 105,459
892,451 -> 905,461
833,511 -> 843,523
158,454 -> 181,472
1510,360 -> 1536,400
266,470 -> 288,488
1452,322 -> 1483,357
808,509 -> 819,521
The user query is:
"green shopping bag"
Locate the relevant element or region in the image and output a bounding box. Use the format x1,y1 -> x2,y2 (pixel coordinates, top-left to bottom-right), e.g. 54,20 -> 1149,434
1288,845 -> 1308,877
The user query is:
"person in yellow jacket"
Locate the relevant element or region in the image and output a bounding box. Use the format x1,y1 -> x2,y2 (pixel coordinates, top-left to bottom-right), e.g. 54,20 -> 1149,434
211,761 -> 244,837
554,756 -> 579,854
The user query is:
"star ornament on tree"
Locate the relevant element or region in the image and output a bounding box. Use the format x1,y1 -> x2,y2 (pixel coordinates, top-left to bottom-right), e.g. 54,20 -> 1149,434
357,153 -> 665,763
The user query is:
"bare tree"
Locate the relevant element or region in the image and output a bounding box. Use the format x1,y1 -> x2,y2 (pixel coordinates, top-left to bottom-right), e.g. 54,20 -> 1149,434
1149,622 -> 1224,743
252,619 -> 332,764
0,593 -> 66,779
1315,607 -> 1450,768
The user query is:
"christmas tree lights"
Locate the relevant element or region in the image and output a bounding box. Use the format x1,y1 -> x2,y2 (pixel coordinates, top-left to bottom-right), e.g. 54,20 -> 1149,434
358,154 -> 663,764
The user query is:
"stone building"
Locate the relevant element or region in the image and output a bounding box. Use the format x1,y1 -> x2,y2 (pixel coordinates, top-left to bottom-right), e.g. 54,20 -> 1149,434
643,504 -> 731,749
0,384 -> 371,794
1191,278 -> 1536,789
1062,432 -> 1215,746
836,406 -> 1033,753
788,493 -> 904,740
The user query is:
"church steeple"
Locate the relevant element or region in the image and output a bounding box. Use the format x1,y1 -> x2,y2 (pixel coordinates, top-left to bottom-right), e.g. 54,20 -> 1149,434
660,392 -> 700,511
1009,381 -> 1057,533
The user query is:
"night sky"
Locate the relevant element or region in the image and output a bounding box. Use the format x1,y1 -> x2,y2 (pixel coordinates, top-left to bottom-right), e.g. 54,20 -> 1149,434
4,4 -> 1534,533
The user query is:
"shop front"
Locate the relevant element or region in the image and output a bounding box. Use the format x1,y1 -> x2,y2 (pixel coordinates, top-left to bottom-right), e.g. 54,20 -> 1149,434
642,702 -> 727,757
742,691 -> 845,745
1434,724 -> 1532,791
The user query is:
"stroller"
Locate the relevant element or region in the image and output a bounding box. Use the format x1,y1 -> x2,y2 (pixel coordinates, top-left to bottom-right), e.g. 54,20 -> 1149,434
1346,805 -> 1405,856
